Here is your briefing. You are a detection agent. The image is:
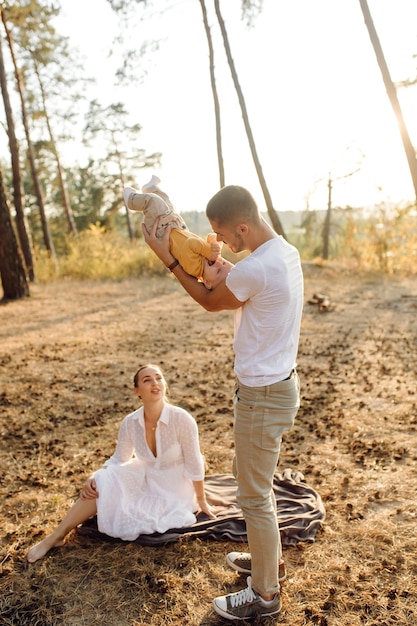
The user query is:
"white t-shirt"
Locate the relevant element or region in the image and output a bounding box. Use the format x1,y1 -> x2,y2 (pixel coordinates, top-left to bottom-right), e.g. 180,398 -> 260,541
225,236 -> 304,386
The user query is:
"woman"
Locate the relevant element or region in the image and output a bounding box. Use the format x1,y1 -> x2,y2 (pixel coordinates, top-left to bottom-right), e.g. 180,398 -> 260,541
27,364 -> 215,563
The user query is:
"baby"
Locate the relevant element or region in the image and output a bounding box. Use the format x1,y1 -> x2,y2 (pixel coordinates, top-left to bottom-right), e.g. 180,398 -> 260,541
124,176 -> 233,289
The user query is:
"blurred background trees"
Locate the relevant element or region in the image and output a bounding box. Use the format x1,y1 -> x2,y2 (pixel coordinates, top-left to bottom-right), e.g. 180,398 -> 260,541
0,0 -> 416,300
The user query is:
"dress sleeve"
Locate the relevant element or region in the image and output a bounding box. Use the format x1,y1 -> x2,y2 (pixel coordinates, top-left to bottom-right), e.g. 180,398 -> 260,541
102,414 -> 135,467
177,410 -> 205,481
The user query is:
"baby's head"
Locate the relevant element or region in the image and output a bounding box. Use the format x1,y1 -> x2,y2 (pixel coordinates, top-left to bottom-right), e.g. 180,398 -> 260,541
201,257 -> 233,290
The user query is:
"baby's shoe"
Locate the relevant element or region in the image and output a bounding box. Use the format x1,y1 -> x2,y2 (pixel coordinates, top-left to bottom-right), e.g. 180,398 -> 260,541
142,175 -> 161,193
124,186 -> 140,211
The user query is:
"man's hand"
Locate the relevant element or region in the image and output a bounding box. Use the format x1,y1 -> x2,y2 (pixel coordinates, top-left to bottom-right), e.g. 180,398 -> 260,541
141,219 -> 174,267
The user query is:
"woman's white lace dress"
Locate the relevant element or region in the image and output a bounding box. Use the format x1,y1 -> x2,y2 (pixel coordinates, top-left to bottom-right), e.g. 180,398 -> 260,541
94,403 -> 205,540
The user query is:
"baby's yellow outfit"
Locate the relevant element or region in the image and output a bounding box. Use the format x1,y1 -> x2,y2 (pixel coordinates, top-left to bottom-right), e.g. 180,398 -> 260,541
170,230 -> 217,279
124,188 -> 217,279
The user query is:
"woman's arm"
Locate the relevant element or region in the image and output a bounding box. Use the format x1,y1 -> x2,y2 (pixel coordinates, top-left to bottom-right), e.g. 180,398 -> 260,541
103,414 -> 135,466
193,479 -> 216,519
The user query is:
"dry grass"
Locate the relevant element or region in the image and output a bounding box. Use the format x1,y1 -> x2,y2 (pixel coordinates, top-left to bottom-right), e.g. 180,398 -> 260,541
1,264 -> 417,625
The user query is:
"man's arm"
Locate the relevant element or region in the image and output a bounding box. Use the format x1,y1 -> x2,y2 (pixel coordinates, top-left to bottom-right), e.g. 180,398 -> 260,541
142,221 -> 242,312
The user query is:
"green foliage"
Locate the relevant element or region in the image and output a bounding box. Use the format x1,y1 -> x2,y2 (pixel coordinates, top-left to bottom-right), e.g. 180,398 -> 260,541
83,100 -> 162,184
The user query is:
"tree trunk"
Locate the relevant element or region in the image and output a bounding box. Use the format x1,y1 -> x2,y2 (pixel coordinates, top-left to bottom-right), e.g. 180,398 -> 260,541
0,165 -> 29,300
213,0 -> 287,238
114,144 -> 134,239
33,59 -> 78,237
322,174 -> 331,260
359,0 -> 417,204
0,18 -> 35,281
1,12 -> 59,270
198,0 -> 225,188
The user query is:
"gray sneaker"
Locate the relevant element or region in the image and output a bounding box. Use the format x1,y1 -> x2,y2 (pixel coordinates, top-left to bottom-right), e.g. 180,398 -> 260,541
226,551 -> 287,582
212,576 -> 281,621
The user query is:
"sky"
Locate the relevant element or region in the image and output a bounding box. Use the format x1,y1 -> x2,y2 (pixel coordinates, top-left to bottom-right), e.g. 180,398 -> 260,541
56,0 -> 417,214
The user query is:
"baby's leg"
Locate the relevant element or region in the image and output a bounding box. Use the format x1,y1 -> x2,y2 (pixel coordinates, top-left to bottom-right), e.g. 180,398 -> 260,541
26,497 -> 97,563
124,188 -> 171,217
142,176 -> 173,211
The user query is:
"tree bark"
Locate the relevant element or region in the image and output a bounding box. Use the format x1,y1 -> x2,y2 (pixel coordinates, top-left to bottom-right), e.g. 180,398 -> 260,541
359,0 -> 417,204
113,141 -> 134,240
1,11 -> 58,269
33,59 -> 78,238
214,0 -> 287,238
322,174 -> 331,260
0,17 -> 35,281
0,165 -> 29,300
32,57 -> 78,237
198,0 -> 225,189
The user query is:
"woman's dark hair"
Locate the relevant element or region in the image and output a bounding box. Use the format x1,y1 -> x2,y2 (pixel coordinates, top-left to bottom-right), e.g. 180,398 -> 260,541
133,364 -> 164,388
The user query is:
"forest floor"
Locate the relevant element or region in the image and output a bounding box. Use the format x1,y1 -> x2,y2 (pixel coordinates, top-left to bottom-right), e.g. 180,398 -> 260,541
1,263 -> 417,625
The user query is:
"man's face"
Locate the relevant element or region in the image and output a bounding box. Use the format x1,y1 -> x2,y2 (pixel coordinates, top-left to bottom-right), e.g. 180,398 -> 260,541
208,219 -> 245,254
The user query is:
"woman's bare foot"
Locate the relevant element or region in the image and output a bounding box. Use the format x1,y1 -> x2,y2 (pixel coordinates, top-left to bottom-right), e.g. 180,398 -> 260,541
26,536 -> 65,563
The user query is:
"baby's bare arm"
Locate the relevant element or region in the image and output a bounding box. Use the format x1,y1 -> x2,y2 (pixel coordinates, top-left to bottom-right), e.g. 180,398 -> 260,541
208,241 -> 222,261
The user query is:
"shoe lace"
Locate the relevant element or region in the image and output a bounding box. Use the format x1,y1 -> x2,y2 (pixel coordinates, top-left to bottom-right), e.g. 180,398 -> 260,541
237,555 -> 251,565
230,583 -> 257,608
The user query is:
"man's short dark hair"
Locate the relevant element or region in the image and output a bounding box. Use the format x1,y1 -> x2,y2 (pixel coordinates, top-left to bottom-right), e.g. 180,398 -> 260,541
206,185 -> 260,226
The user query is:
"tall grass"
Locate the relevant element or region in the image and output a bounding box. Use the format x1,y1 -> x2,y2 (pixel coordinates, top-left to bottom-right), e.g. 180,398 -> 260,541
34,211 -> 417,282
290,205 -> 417,275
344,209 -> 417,274
34,224 -> 168,282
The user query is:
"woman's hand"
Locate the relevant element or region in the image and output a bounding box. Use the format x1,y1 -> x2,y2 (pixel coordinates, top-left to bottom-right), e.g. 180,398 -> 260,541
80,476 -> 98,500
197,497 -> 217,519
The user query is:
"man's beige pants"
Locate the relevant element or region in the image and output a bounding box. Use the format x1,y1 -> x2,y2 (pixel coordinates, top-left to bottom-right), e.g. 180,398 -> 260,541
233,373 -> 300,598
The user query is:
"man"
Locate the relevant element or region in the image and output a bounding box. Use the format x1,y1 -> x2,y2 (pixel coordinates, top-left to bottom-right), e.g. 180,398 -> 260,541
143,185 -> 303,620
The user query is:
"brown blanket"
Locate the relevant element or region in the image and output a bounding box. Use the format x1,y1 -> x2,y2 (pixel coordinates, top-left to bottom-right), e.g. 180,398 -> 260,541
77,469 -> 325,546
